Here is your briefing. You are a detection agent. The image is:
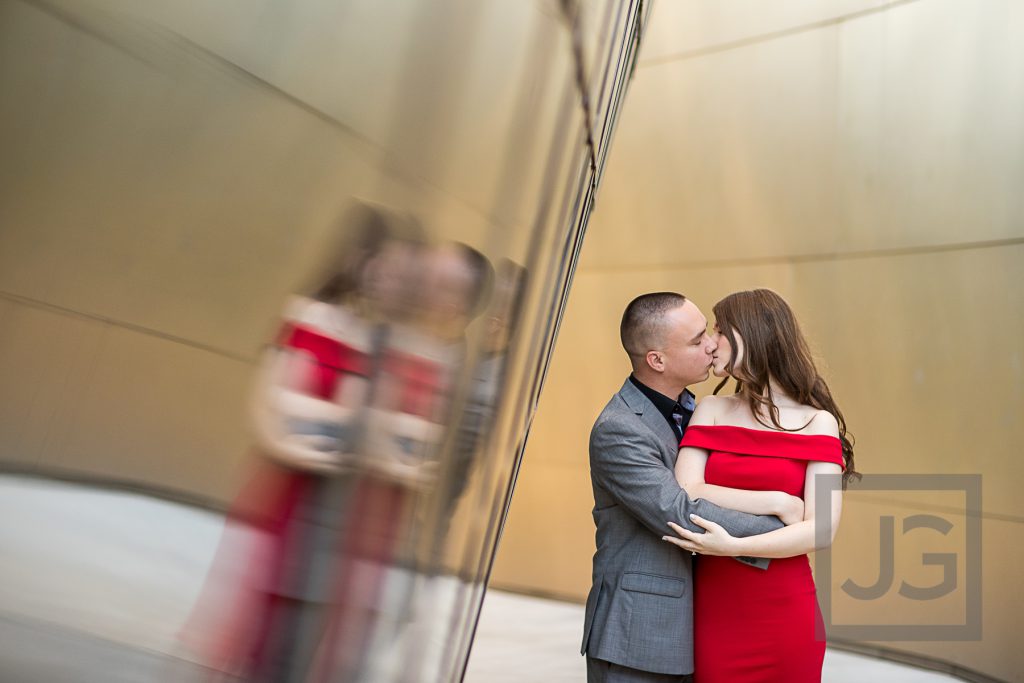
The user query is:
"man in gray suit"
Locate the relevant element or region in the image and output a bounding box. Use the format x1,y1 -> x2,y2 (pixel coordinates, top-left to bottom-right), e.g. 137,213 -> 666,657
582,292 -> 786,682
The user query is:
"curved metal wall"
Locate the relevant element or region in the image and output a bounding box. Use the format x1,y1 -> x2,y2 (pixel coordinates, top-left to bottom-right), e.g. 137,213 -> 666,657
494,2 -> 1023,682
0,0 -> 651,679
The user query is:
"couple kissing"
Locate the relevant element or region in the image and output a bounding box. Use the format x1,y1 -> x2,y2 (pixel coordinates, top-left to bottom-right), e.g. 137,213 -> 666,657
583,289 -> 858,683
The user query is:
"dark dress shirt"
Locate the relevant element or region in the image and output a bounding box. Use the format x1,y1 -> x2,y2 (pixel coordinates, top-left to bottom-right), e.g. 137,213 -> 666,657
628,375 -> 696,441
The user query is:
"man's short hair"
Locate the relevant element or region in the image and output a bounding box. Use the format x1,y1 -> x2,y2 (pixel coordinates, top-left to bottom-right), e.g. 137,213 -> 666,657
620,292 -> 688,360
452,242 -> 495,318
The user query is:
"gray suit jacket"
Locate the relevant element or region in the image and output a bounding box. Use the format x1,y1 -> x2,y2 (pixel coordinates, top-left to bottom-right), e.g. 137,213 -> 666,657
581,379 -> 784,675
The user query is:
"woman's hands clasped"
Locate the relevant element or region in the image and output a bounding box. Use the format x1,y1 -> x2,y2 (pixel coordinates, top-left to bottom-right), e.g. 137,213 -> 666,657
663,516 -> 737,556
662,491 -> 804,556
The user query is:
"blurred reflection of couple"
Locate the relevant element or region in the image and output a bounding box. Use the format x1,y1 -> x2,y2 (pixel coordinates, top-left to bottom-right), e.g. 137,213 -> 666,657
185,202 -> 520,682
583,291 -> 859,683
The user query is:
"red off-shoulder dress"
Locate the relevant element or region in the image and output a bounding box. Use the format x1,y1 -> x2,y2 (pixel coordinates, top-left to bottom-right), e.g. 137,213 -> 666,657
678,425 -> 844,683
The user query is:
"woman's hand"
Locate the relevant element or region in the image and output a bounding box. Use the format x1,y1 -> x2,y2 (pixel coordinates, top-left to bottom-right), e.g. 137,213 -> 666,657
775,492 -> 805,526
662,516 -> 740,557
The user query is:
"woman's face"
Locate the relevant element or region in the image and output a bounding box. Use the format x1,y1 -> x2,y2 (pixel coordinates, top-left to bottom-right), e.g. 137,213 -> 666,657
711,324 -> 743,378
359,240 -> 422,318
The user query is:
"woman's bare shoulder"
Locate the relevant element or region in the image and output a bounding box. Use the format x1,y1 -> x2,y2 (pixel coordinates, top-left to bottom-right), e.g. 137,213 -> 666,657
802,409 -> 840,437
699,393 -> 742,406
691,394 -> 741,425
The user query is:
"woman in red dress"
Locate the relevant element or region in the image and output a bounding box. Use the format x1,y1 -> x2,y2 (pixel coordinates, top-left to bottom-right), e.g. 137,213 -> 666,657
180,203 -> 425,681
663,289 -> 859,683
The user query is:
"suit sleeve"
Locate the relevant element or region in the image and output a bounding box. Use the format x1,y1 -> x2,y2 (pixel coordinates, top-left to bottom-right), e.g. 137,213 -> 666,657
590,418 -> 783,568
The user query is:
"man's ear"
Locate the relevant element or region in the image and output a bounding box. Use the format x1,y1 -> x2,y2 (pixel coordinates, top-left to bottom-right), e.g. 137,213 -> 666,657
645,350 -> 664,372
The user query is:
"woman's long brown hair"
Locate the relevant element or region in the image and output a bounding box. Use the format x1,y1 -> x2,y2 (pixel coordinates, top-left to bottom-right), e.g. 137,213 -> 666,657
712,289 -> 860,486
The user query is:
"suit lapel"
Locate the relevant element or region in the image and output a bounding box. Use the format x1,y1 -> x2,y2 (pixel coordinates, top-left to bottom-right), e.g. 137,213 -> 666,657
617,379 -> 679,468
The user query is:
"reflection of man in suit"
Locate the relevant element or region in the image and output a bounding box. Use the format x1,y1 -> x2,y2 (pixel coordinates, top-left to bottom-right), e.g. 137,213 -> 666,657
429,258 -> 522,573
582,292 -> 785,683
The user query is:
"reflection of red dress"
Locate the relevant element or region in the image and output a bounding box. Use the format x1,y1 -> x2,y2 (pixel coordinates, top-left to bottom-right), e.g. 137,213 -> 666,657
186,299 -> 373,676
678,425 -> 844,683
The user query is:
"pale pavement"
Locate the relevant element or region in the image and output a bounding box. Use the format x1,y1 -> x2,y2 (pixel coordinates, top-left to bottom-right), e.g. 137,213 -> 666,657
0,475 -> 962,682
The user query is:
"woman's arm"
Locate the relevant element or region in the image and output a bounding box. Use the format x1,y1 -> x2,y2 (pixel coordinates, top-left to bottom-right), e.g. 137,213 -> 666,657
676,447 -> 803,523
250,344 -> 350,473
665,460 -> 844,558
675,398 -> 804,524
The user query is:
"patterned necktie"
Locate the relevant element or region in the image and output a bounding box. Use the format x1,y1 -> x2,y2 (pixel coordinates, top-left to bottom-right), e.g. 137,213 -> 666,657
671,404 -> 684,438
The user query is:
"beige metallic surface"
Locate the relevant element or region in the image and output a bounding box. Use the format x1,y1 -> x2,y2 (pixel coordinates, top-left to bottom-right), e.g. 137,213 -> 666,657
0,0 -> 585,499
493,1 -> 1023,681
3,0 -> 1020,679
0,0 -> 652,679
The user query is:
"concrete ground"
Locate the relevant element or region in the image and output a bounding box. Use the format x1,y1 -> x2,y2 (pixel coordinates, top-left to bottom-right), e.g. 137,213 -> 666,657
0,474 -> 964,682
